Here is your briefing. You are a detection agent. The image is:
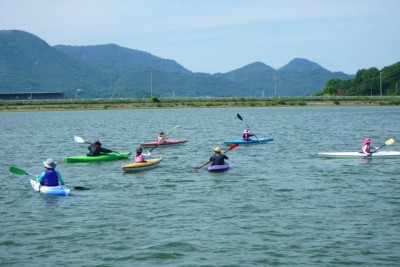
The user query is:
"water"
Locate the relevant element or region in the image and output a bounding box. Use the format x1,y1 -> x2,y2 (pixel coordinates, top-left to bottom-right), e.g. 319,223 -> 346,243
0,106 -> 399,266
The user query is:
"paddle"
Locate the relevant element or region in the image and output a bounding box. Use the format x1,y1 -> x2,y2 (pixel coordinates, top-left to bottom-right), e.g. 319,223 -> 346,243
9,166 -> 89,190
236,113 -> 260,142
73,136 -> 126,157
144,124 -> 180,156
377,138 -> 395,150
193,143 -> 239,169
364,138 -> 395,157
74,135 -> 91,145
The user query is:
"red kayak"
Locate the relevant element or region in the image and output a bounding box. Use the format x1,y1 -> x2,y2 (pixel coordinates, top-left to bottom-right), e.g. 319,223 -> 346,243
139,140 -> 188,147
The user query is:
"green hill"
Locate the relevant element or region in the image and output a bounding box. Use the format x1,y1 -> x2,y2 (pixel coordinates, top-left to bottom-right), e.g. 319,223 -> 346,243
1,29 -> 355,98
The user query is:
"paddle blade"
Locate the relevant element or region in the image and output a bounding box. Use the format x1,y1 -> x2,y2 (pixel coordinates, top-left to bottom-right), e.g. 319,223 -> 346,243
236,113 -> 243,121
74,136 -> 86,144
170,124 -> 180,132
73,186 -> 90,190
385,138 -> 395,146
66,184 -> 90,190
193,163 -> 208,170
226,143 -> 239,152
9,166 -> 28,175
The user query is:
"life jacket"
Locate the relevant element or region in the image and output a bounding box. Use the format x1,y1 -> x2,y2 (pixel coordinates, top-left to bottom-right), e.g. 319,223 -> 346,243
135,154 -> 145,163
362,141 -> 370,153
88,145 -> 101,156
41,169 -> 59,186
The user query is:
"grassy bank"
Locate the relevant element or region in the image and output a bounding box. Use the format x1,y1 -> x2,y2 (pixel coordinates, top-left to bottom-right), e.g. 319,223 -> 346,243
1,96 -> 399,112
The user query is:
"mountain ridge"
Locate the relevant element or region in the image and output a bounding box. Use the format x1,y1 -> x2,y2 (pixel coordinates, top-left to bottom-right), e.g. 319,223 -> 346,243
0,29 -> 355,98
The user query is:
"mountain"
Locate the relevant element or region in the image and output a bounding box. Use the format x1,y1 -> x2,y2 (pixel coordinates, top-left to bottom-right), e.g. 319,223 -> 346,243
276,58 -> 352,96
54,44 -> 191,74
0,30 -> 110,97
279,58 -> 323,71
0,30 -> 354,98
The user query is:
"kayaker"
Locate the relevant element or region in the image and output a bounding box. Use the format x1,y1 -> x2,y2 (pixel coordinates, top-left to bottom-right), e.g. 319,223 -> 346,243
362,137 -> 377,156
135,147 -> 146,163
36,158 -> 65,186
242,128 -> 255,141
204,147 -> 229,166
87,139 -> 113,156
157,131 -> 166,144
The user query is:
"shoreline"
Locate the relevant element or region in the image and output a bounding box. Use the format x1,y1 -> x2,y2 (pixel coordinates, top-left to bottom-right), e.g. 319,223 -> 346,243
1,97 -> 399,112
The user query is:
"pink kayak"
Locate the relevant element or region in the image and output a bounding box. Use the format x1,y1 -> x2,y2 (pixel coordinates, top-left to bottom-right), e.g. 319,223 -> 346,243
139,140 -> 188,147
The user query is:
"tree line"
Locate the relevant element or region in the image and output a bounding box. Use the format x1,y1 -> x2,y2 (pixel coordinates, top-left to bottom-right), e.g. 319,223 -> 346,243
314,62 -> 400,96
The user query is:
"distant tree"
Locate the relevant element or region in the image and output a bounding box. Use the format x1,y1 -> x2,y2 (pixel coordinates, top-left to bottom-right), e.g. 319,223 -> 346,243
315,62 -> 400,96
316,78 -> 343,95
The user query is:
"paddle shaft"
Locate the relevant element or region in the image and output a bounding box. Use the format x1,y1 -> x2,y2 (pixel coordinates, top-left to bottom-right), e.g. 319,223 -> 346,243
74,136 -> 121,154
9,166 -> 88,190
237,113 -> 260,142
148,124 -> 180,153
195,144 -> 238,169
363,138 -> 395,158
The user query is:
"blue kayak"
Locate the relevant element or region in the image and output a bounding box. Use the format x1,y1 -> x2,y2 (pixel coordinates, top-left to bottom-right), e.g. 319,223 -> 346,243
208,163 -> 229,172
224,138 -> 273,145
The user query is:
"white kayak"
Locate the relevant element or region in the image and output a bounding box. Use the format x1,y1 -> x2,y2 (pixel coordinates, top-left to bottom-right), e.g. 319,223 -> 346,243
30,179 -> 71,196
318,151 -> 400,158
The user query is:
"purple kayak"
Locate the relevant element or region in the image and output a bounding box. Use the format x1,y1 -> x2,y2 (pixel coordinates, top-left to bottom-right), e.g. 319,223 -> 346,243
208,163 -> 229,172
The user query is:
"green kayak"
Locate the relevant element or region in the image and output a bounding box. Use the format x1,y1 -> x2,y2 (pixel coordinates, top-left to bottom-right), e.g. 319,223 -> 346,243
65,151 -> 131,163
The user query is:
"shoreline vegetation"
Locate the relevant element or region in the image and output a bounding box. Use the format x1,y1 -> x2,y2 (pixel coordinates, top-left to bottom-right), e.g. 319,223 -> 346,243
1,96 -> 400,112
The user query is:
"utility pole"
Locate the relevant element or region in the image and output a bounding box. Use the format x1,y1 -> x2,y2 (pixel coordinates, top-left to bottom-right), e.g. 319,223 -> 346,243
274,73 -> 278,97
380,71 -> 382,97
76,89 -> 82,99
28,85 -> 32,100
150,71 -> 153,97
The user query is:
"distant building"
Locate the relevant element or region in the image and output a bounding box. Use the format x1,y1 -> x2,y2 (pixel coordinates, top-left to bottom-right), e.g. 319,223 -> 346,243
0,92 -> 65,100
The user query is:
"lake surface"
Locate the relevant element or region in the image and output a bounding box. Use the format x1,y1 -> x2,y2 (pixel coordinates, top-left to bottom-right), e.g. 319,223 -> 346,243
1,106 -> 399,267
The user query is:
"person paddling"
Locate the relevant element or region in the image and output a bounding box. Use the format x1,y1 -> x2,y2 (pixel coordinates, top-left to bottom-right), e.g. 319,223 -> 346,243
204,147 -> 229,166
135,147 -> 146,163
36,158 -> 65,186
157,131 -> 166,144
362,137 -> 377,156
87,139 -> 113,156
242,128 -> 255,141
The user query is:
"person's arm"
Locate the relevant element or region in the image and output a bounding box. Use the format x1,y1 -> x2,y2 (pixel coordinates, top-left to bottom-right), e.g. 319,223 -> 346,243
223,155 -> 229,160
56,171 -> 65,185
204,155 -> 213,165
36,172 -> 45,182
362,144 -> 370,155
100,147 -> 113,153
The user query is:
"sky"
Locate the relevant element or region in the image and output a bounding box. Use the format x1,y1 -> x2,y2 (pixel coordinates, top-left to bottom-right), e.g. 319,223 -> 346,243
1,0 -> 400,74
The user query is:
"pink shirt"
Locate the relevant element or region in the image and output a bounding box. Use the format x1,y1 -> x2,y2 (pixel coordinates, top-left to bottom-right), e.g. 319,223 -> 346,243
157,136 -> 165,144
135,154 -> 145,163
